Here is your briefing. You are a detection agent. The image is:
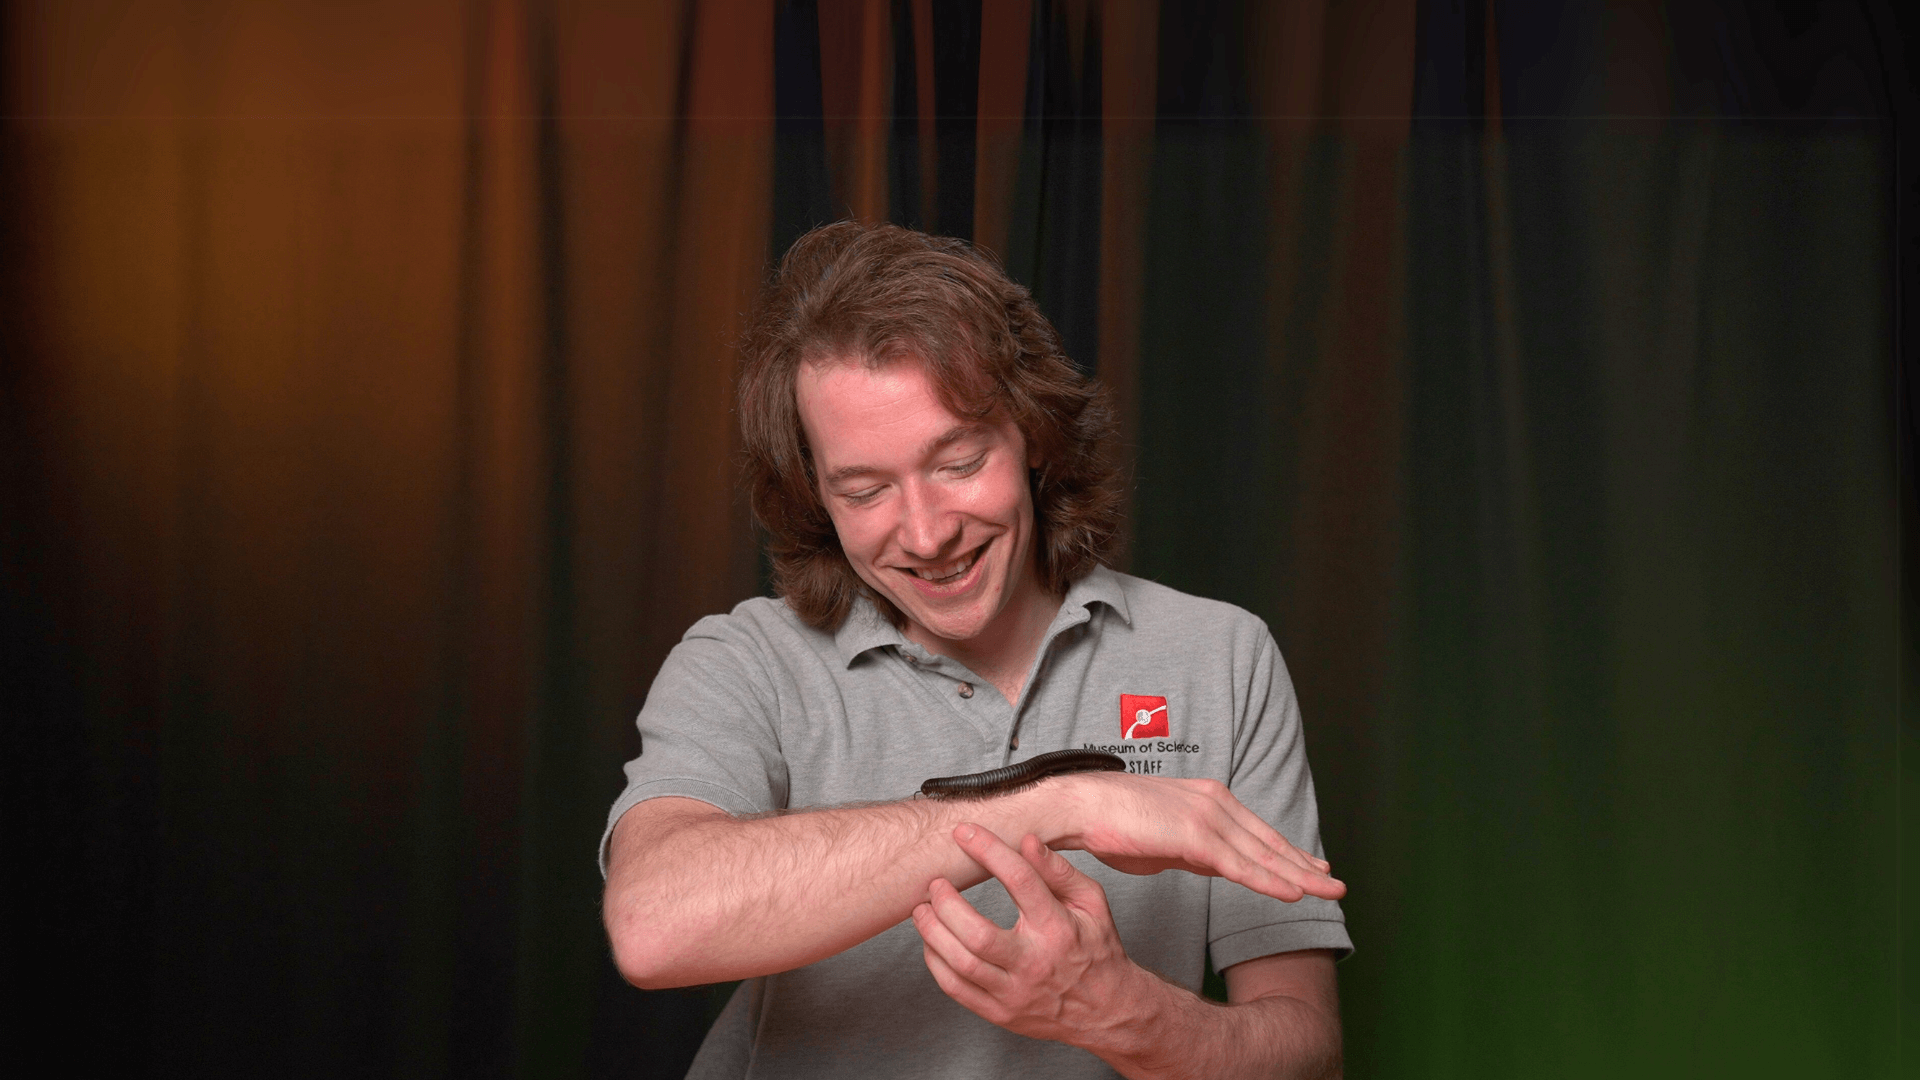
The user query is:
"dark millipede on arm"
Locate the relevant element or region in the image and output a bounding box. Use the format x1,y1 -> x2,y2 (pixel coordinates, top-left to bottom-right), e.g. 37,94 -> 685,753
919,749 -> 1127,799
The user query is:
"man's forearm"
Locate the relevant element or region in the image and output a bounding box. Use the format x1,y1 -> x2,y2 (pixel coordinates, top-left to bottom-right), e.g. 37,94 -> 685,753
604,772 -> 1345,993
1090,975 -> 1342,1080
603,791 -> 1063,988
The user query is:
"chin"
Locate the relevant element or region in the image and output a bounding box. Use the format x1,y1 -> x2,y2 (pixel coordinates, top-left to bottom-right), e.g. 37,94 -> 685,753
916,615 -> 990,644
893,595 -> 998,644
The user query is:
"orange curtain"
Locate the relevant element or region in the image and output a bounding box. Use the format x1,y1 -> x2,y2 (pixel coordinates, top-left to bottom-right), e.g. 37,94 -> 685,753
4,0 -> 770,1070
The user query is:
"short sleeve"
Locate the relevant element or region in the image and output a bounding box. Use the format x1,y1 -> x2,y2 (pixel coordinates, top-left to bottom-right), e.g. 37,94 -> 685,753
1208,627 -> 1353,970
597,614 -> 792,875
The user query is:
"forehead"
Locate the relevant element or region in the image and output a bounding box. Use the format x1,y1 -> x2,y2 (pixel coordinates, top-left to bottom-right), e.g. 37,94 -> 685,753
796,357 -> 954,437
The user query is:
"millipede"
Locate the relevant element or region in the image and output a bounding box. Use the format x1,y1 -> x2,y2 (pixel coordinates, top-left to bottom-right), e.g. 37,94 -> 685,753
919,749 -> 1127,799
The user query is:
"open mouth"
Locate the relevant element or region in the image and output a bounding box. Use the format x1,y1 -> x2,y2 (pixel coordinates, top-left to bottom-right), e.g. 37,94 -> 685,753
906,546 -> 983,587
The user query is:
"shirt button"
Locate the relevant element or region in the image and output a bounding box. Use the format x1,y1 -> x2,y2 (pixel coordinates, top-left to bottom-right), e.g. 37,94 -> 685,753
957,682 -> 974,699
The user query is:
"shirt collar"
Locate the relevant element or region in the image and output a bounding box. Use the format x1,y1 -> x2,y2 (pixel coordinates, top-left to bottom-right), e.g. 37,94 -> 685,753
1065,564 -> 1132,627
829,563 -> 1131,668
833,594 -> 911,667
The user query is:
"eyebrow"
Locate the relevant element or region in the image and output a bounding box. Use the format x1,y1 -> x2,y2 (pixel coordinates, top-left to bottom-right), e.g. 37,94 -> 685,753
820,423 -> 989,486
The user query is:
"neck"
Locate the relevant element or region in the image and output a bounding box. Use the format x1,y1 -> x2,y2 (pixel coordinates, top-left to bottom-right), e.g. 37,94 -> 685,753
908,580 -> 1062,706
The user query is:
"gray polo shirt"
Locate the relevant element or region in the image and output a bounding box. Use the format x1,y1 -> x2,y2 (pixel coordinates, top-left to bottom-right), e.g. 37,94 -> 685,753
604,566 -> 1350,1079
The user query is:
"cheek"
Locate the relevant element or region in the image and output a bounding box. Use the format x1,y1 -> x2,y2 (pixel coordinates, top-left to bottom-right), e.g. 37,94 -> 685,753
828,511 -> 886,561
965,463 -> 1034,521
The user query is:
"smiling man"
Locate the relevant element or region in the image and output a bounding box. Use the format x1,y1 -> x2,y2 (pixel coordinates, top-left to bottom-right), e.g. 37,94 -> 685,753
794,359 -> 1050,698
601,222 -> 1352,1079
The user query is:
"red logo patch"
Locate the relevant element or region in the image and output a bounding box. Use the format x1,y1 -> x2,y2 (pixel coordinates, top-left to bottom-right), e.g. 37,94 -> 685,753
1121,694 -> 1169,739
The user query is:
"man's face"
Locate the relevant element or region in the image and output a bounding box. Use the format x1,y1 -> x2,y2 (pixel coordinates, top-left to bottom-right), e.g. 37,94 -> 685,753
795,357 -> 1042,651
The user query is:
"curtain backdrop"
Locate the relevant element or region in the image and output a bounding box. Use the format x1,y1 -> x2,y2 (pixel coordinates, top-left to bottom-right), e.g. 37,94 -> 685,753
2,2 -> 1910,1078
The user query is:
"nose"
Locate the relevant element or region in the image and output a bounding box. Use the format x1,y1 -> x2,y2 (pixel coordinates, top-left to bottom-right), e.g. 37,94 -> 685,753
896,477 -> 961,560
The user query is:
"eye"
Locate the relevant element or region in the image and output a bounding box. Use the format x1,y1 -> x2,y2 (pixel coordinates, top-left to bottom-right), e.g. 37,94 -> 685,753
945,452 -> 987,477
840,486 -> 883,506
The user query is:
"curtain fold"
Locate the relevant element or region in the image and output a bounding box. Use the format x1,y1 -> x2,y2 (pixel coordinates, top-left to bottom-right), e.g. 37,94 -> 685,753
1,2 -> 1903,1077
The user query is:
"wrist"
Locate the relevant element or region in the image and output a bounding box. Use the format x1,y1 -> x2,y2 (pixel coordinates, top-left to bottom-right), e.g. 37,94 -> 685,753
1018,772 -> 1094,849
1080,964 -> 1208,1076
955,774 -> 1083,849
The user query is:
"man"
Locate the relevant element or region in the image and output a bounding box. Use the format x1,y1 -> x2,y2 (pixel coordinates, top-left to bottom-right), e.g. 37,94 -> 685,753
601,222 -> 1351,1079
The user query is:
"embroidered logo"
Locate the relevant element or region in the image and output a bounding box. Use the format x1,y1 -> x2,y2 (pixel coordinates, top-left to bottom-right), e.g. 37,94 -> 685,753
1120,694 -> 1169,739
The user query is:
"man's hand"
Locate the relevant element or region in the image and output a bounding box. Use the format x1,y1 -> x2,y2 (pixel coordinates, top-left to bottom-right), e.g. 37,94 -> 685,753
914,824 -> 1344,1080
1050,773 -> 1345,904
912,825 -> 1156,1047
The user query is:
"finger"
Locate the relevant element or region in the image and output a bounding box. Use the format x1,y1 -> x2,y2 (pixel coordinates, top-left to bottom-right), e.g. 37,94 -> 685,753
1233,814 -> 1331,878
1214,819 -> 1346,899
1020,834 -> 1109,912
1196,788 -> 1343,891
952,823 -> 1068,927
1216,822 -> 1345,900
1212,843 -> 1308,902
1175,778 -> 1322,874
921,943 -> 1007,1025
1208,791 -> 1327,877
912,898 -> 1008,992
1176,808 -> 1330,902
1225,841 -> 1346,902
925,875 -> 1021,966
1206,813 -> 1351,900
1150,789 -> 1311,898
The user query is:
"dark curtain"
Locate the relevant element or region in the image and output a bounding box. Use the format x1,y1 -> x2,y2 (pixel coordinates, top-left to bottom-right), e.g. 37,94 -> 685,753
2,2 -> 1910,1078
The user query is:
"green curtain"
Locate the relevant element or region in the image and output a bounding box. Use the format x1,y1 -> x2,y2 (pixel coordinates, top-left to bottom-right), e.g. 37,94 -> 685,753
1138,118 -> 1899,1077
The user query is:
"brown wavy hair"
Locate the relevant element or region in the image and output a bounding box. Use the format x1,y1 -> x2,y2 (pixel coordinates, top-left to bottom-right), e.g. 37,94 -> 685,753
738,221 -> 1121,631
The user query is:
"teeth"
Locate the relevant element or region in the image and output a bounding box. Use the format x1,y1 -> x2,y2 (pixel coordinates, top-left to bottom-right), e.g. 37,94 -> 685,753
912,551 -> 977,583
